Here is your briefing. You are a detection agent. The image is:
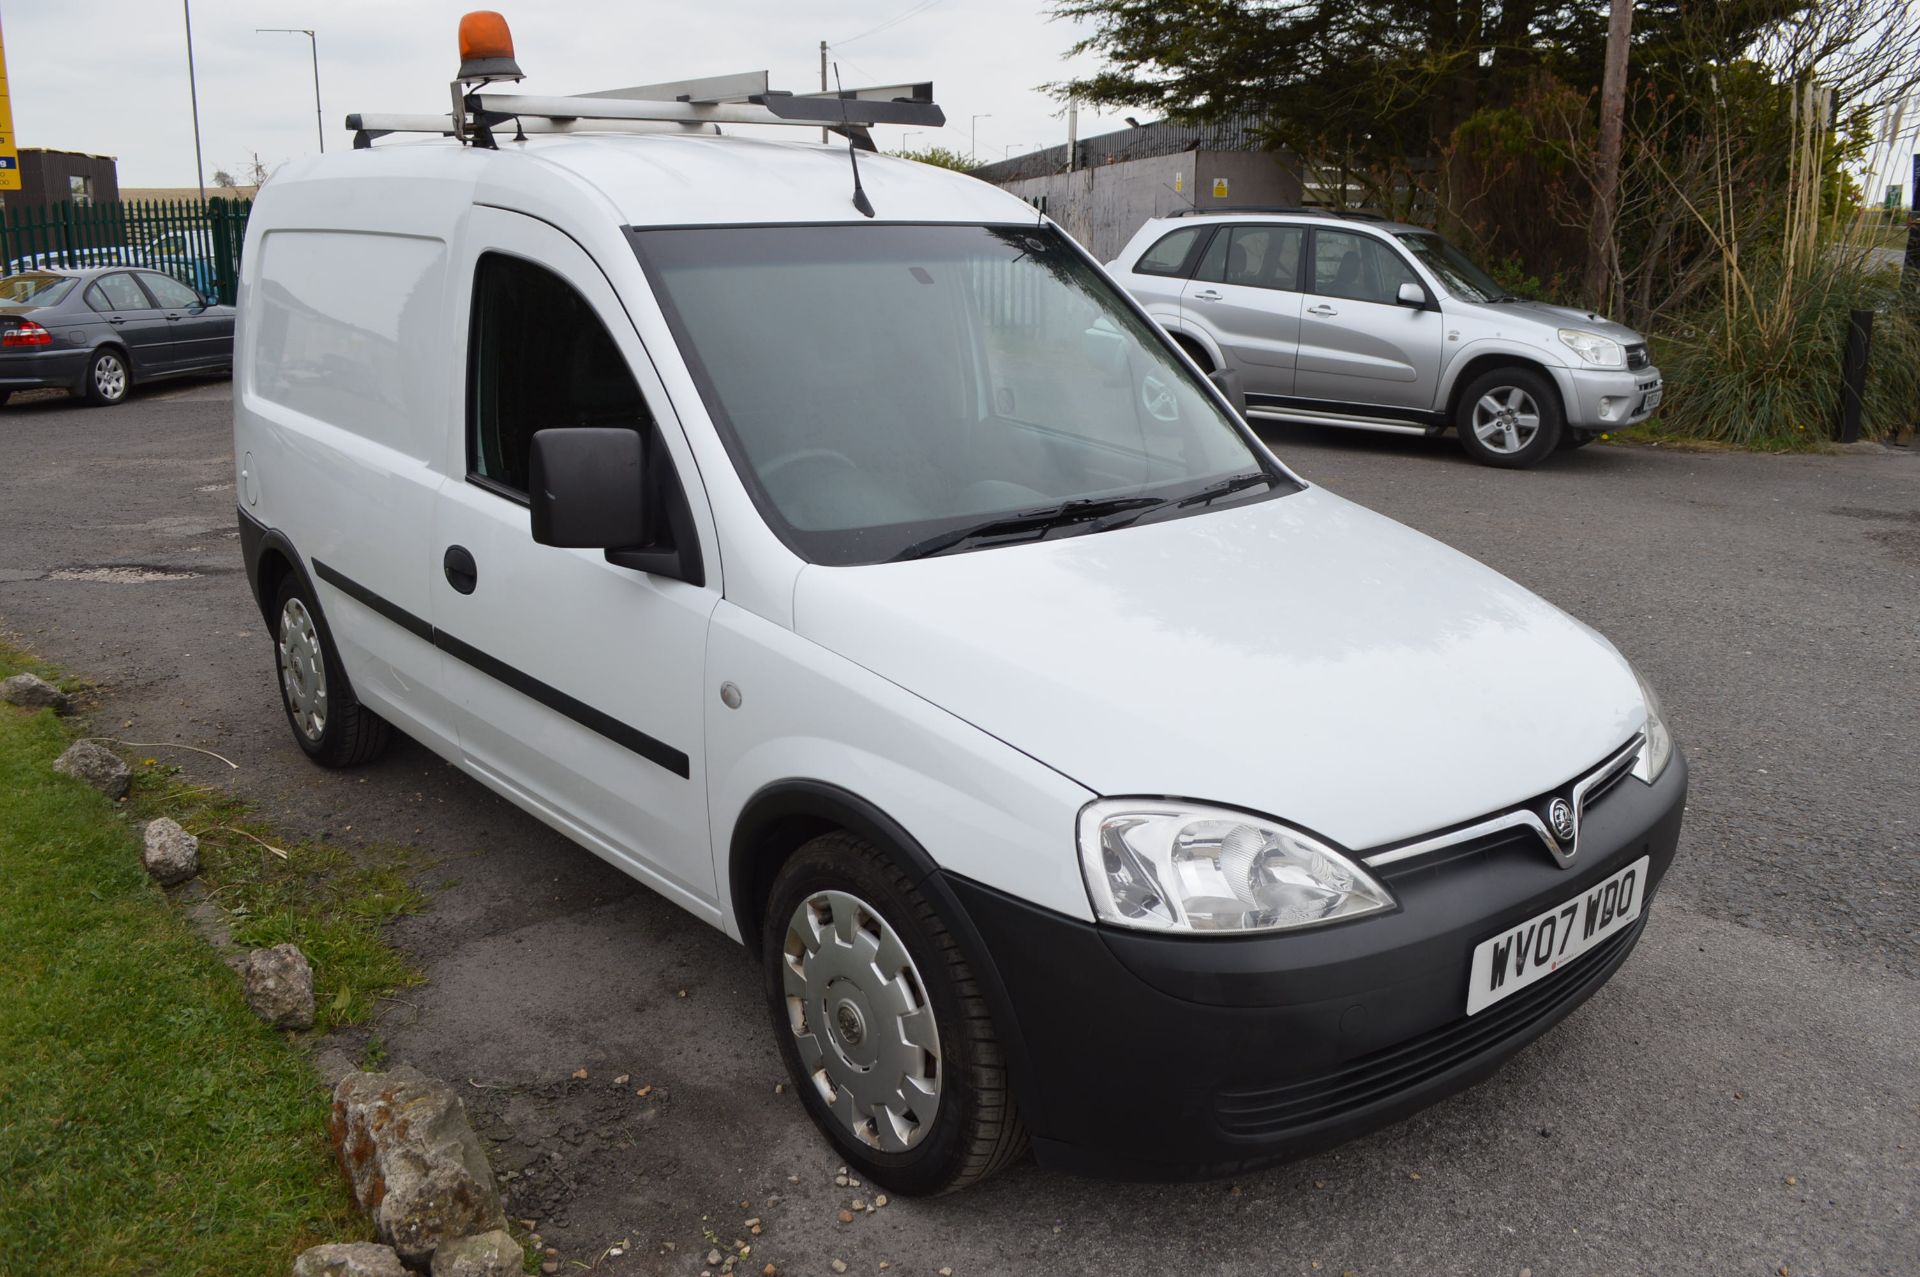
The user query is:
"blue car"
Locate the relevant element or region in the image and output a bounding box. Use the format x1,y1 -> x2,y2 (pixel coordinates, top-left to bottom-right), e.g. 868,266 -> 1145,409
0,267 -> 234,406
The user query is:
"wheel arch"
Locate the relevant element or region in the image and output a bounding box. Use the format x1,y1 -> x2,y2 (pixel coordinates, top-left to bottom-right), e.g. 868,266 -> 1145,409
1161,323 -> 1221,374
236,509 -> 317,633
729,780 -> 941,959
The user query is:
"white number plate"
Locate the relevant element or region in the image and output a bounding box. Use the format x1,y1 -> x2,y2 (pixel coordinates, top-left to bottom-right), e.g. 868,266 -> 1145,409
1642,386 -> 1664,412
1465,857 -> 1647,1016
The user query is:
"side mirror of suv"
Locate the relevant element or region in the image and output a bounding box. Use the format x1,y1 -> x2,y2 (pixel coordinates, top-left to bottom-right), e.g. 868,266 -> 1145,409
1396,281 -> 1429,308
529,427 -> 703,585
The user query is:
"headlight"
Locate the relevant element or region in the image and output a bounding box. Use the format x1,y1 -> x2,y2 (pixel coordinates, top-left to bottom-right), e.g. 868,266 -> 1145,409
1076,799 -> 1394,934
1557,328 -> 1625,369
1630,667 -> 1674,783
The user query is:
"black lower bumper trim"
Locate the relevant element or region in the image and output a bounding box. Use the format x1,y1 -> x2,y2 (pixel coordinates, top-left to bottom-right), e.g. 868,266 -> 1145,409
943,750 -> 1687,1181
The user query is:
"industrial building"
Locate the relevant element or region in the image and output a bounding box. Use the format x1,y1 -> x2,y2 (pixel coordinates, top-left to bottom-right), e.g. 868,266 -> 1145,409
969,116 -> 1302,261
0,147 -> 120,212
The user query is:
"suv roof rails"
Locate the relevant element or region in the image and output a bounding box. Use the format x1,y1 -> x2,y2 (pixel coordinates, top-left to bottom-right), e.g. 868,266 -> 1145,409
349,67 -> 944,152
1166,206 -> 1389,222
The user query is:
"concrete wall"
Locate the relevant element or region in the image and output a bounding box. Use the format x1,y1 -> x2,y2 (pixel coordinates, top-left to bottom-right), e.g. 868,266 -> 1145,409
995,149 -> 1301,262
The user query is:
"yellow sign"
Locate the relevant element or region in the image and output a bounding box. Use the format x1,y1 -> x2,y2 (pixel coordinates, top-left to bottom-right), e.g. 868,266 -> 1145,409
0,13 -> 19,192
1211,177 -> 1229,199
1174,172 -> 1184,193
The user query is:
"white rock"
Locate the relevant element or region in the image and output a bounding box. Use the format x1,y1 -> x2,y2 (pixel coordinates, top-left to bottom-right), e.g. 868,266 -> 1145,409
142,817 -> 200,886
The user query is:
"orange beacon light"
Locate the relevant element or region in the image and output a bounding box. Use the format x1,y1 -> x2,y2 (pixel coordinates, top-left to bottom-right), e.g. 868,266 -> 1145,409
457,11 -> 523,82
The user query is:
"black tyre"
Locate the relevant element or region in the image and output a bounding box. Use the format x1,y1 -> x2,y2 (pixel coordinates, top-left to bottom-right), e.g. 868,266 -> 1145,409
762,831 -> 1027,1194
0,389 -> 13,407
81,347 -> 131,407
271,574 -> 391,767
1454,366 -> 1563,468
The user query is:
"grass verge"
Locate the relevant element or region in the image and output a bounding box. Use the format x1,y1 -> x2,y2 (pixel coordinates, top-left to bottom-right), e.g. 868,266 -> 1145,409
0,642 -> 426,1276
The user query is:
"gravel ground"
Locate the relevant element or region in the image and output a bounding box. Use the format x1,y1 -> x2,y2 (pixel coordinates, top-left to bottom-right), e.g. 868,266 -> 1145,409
2,381 -> 1916,1276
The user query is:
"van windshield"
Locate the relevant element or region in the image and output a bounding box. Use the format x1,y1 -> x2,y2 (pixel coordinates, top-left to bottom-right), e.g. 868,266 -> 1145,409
629,223 -> 1290,565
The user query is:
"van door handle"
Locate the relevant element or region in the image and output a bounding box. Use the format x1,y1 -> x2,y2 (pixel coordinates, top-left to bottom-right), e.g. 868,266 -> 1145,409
108,317 -> 126,325
1191,289 -> 1223,302
443,545 -> 478,595
1307,304 -> 1339,316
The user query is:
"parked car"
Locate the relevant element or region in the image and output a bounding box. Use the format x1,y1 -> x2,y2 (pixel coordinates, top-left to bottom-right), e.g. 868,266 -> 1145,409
1108,209 -> 1664,467
4,245 -> 146,275
235,17 -> 1685,1194
0,267 -> 234,406
142,229 -> 221,296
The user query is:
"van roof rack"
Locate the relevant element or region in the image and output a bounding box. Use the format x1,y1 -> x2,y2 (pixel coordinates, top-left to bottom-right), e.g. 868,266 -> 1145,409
1167,206 -> 1389,222
348,69 -> 944,152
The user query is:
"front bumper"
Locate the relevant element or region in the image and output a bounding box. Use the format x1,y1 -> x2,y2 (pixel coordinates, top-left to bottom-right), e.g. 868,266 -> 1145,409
1560,363 -> 1664,430
0,347 -> 87,391
947,749 -> 1688,1180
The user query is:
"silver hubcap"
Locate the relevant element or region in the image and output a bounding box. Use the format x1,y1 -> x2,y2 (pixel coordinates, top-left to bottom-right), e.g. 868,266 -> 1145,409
782,889 -> 941,1151
93,354 -> 126,400
277,597 -> 328,742
1473,386 -> 1540,453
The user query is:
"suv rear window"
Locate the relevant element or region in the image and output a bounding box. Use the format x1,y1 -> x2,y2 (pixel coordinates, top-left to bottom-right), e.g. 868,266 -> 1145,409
1133,226 -> 1205,277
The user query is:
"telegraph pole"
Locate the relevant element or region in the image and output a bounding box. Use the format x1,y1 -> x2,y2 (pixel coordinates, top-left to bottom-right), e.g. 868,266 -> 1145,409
1583,0 -> 1633,309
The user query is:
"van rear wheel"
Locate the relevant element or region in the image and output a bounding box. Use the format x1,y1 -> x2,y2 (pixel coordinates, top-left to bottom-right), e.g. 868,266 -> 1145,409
1455,366 -> 1562,468
763,831 -> 1027,1194
272,574 -> 391,767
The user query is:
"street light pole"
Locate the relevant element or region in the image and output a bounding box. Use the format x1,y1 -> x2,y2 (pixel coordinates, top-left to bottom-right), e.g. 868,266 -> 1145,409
970,113 -> 991,163
183,0 -> 206,204
258,28 -> 325,153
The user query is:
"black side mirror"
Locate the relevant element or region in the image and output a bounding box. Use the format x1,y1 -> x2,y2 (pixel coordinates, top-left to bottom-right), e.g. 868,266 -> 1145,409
1208,367 -> 1247,417
529,427 -> 703,585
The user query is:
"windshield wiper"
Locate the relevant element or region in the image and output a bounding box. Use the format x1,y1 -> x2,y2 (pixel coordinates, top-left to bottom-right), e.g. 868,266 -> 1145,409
1173,471 -> 1282,509
1083,471 -> 1283,534
888,496 -> 1165,562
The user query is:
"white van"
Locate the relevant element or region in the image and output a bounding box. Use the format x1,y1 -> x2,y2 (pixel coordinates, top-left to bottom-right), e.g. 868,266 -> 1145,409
235,16 -> 1686,1193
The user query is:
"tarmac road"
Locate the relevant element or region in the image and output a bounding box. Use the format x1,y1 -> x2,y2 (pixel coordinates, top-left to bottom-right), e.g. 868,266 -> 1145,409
2,380 -> 1916,1276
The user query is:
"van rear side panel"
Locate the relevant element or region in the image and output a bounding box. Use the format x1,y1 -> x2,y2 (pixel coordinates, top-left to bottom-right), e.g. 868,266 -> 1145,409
236,191 -> 466,754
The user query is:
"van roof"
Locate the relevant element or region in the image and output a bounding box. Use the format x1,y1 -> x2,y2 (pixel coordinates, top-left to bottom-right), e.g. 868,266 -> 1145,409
272,132 -> 1034,229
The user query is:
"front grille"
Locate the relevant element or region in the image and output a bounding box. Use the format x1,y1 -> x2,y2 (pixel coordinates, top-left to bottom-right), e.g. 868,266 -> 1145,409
1625,343 -> 1650,370
1375,826 -> 1537,883
1214,919 -> 1641,1136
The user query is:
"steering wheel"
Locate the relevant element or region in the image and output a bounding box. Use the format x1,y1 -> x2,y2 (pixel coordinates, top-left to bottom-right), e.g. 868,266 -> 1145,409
758,448 -> 860,484
1140,374 -> 1181,423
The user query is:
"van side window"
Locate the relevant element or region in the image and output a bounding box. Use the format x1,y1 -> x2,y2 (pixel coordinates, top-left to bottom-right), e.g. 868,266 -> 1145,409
468,252 -> 652,494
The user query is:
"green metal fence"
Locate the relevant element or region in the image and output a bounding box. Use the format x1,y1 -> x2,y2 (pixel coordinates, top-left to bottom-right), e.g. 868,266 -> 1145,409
0,197 -> 252,304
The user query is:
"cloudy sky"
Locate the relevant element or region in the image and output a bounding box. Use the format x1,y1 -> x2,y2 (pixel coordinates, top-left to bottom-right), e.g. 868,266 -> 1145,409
3,0 -> 1133,188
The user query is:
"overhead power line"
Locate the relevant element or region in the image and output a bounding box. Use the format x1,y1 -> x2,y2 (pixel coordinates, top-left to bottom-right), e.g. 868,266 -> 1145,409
833,0 -> 945,48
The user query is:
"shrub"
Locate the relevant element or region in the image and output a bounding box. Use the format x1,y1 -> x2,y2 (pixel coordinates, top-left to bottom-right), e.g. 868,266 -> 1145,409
1651,256 -> 1920,448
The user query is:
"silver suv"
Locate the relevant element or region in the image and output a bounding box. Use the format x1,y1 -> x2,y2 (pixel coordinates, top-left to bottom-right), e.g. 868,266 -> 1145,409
1108,210 -> 1663,468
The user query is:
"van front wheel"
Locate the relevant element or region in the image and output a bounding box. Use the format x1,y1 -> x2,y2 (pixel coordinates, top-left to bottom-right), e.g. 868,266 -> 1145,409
762,831 -> 1027,1194
1455,367 -> 1563,468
